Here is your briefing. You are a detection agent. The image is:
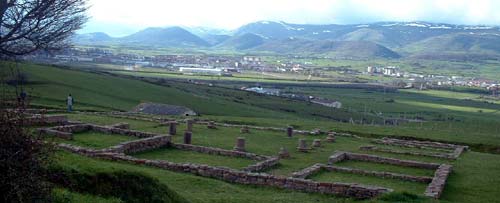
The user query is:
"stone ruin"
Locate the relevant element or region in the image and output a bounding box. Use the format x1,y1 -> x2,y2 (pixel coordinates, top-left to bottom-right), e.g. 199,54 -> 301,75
297,139 -> 309,152
186,119 -> 194,132
42,121 -> 391,199
363,137 -> 469,160
278,147 -> 290,159
324,151 -> 451,199
287,126 -> 294,137
168,121 -> 178,135
240,126 -> 250,133
23,115 -> 70,126
207,121 -> 217,129
326,131 -> 336,142
37,123 -> 164,141
37,115 -> 456,200
183,131 -> 192,144
291,151 -> 453,198
312,139 -> 322,148
233,137 -> 246,152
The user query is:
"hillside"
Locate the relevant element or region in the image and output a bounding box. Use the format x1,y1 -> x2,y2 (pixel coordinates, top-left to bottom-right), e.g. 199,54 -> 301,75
403,33 -> 500,55
12,63 -> 375,122
253,38 -> 400,58
218,33 -> 266,50
72,32 -> 113,45
72,21 -> 500,58
119,26 -> 210,47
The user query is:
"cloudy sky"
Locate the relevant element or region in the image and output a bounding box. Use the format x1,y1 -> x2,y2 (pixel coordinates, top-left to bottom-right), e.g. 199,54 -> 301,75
84,0 -> 500,36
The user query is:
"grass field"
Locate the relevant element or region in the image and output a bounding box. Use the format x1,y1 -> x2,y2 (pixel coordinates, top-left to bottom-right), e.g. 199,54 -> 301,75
50,114 -> 500,203
50,131 -> 138,149
5,62 -> 500,202
133,148 -> 257,170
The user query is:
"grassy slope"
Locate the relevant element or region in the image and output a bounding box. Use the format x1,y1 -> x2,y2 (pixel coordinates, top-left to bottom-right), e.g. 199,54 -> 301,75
54,114 -> 500,203
13,63 -> 298,118
52,188 -> 122,203
14,63 -> 379,122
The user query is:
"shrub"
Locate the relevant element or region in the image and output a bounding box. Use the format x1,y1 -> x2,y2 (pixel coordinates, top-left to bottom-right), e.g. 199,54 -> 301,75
0,105 -> 53,202
48,167 -> 189,203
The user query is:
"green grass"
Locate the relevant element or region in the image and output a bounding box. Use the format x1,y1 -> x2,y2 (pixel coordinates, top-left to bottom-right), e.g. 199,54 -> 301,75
133,147 -> 257,170
52,188 -> 122,203
6,61 -> 500,202
44,112 -> 500,203
51,131 -> 138,149
333,160 -> 436,177
309,169 -> 429,194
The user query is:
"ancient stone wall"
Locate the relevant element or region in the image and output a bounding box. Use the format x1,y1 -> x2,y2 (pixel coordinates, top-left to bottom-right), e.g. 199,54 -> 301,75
359,146 -> 455,160
424,164 -> 453,199
328,151 -> 347,164
291,163 -> 323,179
171,143 -> 270,161
371,137 -> 468,160
243,157 -> 280,172
92,152 -> 391,199
322,165 -> 432,183
344,152 -> 441,170
24,115 -> 69,126
292,163 -> 432,183
109,135 -> 172,154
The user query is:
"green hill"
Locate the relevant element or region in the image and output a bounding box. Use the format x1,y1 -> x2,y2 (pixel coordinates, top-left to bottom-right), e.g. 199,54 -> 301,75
9,63 -> 374,122
254,38 -> 400,59
403,33 -> 500,55
218,33 -> 265,50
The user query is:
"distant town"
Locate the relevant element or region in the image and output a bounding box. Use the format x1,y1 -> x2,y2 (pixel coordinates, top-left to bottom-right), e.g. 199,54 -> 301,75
24,47 -> 499,96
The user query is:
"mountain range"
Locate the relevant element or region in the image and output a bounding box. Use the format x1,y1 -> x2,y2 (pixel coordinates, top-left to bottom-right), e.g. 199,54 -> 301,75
73,21 -> 500,59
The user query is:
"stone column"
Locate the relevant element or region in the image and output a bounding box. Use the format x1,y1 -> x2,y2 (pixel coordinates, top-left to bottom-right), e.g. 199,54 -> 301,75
183,131 -> 192,144
297,139 -> 308,152
279,147 -> 290,158
240,126 -> 250,133
326,132 -> 336,142
207,121 -> 217,129
186,119 -> 194,132
312,139 -> 321,147
234,137 -> 246,152
169,121 -> 177,135
287,126 -> 294,138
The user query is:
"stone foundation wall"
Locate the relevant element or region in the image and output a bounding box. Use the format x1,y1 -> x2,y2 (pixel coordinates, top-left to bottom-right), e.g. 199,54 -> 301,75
344,152 -> 441,170
24,115 -> 69,126
424,164 -> 453,199
292,163 -> 432,183
109,135 -> 172,154
328,151 -> 347,165
359,146 -> 455,160
90,125 -> 161,138
92,152 -> 391,199
322,165 -> 432,183
243,157 -> 280,172
38,123 -> 162,140
50,124 -> 92,133
107,123 -> 130,129
171,143 -> 270,161
38,129 -> 73,140
374,137 -> 468,151
56,143 -> 110,155
372,137 -> 468,160
291,163 -> 323,179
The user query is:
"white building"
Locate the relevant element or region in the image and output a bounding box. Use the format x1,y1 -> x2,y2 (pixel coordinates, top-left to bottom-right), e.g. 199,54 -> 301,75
311,98 -> 342,109
179,67 -> 223,76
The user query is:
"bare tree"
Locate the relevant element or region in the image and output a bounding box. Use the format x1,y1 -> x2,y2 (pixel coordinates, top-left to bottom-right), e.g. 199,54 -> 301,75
0,0 -> 88,57
0,1 -> 88,202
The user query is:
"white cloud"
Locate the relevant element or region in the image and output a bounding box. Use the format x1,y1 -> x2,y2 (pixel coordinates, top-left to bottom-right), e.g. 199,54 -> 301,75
84,0 -> 500,36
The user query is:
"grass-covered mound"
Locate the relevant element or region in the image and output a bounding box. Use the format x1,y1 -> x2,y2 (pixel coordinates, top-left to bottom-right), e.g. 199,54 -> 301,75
48,165 -> 189,203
